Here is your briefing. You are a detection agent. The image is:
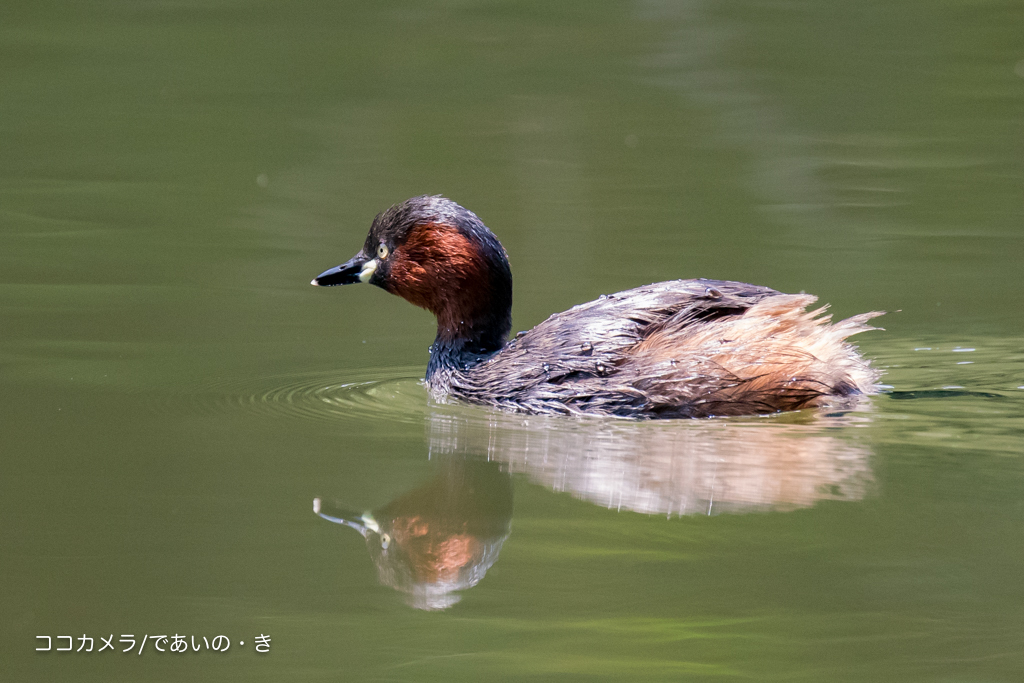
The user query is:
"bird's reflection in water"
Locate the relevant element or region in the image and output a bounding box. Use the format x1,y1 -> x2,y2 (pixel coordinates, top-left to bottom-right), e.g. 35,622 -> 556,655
317,404 -> 874,610
315,455 -> 513,611
429,406 -> 874,516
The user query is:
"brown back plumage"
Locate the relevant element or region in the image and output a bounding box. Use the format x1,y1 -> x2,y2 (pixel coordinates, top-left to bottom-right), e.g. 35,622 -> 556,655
432,279 -> 883,418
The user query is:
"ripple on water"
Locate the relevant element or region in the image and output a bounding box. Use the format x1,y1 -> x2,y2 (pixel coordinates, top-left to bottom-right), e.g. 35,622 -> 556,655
872,337 -> 1024,455
187,366 -> 431,425
171,338 -> 1023,446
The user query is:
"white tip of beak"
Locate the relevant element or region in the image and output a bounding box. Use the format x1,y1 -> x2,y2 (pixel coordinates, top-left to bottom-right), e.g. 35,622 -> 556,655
310,279 -> 320,286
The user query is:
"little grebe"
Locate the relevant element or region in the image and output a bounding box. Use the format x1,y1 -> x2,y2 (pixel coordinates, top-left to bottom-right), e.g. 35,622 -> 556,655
312,196 -> 883,418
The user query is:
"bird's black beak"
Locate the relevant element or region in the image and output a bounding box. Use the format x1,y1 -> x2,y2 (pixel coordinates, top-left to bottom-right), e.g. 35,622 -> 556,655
313,498 -> 377,537
311,251 -> 372,287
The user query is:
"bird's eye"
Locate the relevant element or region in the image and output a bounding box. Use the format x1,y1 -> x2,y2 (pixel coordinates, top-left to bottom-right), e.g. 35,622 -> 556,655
376,243 -> 389,259
380,533 -> 391,550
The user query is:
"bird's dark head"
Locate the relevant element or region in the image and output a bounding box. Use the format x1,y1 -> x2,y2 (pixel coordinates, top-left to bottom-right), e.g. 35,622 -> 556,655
312,195 -> 513,357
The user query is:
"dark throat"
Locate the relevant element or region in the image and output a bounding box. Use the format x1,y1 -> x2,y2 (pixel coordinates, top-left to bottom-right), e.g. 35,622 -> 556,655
426,298 -> 512,377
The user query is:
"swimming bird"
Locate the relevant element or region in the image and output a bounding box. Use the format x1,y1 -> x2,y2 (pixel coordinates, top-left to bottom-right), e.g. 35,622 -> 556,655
312,195 -> 882,418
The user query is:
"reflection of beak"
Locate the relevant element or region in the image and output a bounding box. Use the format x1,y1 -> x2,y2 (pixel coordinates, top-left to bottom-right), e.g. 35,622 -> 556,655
310,252 -> 377,287
313,498 -> 378,537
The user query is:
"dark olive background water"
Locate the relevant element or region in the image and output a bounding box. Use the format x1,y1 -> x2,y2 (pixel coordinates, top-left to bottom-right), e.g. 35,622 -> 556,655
3,0 -> 1024,680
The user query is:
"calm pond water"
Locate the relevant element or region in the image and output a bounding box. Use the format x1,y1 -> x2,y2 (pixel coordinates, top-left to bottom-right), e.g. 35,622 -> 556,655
3,1 -> 1023,680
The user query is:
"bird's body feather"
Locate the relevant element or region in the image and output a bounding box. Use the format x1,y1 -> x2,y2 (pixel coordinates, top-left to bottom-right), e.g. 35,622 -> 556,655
434,279 -> 882,418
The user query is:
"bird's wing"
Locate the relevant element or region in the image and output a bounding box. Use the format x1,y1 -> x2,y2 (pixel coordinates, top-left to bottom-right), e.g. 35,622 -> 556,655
451,279 -> 780,412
